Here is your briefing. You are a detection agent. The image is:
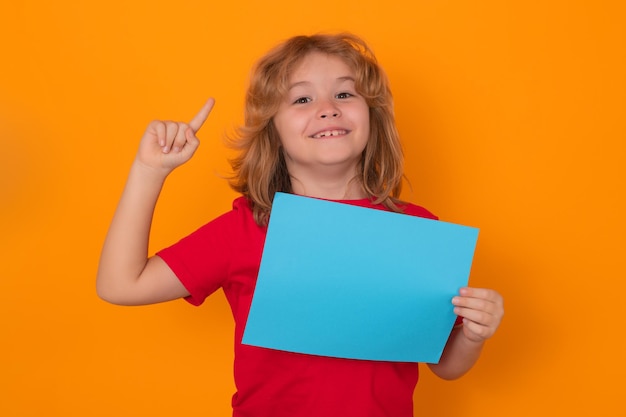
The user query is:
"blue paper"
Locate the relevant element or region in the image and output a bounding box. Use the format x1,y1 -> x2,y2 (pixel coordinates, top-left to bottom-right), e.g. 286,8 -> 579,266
242,192 -> 478,363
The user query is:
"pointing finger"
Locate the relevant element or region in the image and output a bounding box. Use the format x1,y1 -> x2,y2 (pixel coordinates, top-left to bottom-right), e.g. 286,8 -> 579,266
189,98 -> 215,133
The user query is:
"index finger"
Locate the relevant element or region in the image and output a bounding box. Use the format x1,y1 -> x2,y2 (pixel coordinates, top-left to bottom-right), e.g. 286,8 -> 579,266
459,287 -> 502,303
189,98 -> 215,133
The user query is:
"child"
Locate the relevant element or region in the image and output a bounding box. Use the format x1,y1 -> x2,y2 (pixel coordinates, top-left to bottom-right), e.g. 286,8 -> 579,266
97,33 -> 504,417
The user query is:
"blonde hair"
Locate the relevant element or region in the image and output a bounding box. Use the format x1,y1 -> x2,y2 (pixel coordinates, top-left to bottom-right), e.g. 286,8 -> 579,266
228,33 -> 405,225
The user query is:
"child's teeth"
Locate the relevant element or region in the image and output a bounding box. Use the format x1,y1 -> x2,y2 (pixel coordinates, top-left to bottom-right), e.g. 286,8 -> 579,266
315,130 -> 344,138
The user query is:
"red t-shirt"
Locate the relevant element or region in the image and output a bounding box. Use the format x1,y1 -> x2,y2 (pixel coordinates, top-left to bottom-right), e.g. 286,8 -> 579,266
158,196 -> 439,417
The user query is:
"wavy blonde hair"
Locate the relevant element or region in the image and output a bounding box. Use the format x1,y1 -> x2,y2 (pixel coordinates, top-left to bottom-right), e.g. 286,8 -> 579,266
228,33 -> 405,225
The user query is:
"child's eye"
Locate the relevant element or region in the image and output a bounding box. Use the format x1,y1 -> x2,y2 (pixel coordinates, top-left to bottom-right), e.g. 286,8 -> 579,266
336,92 -> 354,99
293,97 -> 311,104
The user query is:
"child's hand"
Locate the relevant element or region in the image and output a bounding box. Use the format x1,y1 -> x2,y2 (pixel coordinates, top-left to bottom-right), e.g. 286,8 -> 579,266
452,287 -> 504,343
135,98 -> 215,174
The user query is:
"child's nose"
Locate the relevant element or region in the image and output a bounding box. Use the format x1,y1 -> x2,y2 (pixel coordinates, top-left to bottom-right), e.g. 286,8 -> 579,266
318,101 -> 341,119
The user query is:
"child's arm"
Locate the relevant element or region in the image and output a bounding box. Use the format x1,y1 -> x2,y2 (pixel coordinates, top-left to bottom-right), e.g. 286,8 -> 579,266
96,99 -> 215,306
427,287 -> 504,380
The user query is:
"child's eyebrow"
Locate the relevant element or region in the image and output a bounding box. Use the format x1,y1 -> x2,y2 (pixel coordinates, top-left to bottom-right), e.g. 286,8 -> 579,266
335,76 -> 356,84
287,76 -> 356,90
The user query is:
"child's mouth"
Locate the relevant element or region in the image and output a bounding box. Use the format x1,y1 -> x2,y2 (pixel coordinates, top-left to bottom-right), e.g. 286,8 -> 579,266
310,129 -> 348,139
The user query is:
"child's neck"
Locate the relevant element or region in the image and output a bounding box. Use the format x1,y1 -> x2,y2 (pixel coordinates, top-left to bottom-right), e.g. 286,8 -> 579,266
290,176 -> 368,201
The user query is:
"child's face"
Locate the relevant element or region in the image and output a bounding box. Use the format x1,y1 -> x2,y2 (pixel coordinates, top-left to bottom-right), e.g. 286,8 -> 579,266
273,51 -> 370,181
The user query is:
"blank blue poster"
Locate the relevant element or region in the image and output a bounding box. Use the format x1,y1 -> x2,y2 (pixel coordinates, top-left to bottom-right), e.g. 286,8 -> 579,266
242,193 -> 479,363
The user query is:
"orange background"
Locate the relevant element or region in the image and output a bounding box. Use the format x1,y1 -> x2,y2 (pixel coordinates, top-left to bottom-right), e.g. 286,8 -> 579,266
1,1 -> 624,416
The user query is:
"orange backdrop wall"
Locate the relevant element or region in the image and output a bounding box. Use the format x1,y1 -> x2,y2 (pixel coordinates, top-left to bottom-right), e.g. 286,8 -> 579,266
1,1 -> 624,416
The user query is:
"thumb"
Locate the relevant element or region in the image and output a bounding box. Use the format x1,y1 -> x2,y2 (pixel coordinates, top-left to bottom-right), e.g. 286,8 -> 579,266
185,126 -> 200,148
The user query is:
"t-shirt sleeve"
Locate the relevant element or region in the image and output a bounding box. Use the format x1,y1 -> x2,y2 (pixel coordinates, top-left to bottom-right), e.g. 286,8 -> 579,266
400,202 -> 438,220
156,209 -> 236,306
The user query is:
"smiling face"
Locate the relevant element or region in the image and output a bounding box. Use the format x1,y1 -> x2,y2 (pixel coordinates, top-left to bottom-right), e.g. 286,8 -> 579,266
272,51 -> 370,194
